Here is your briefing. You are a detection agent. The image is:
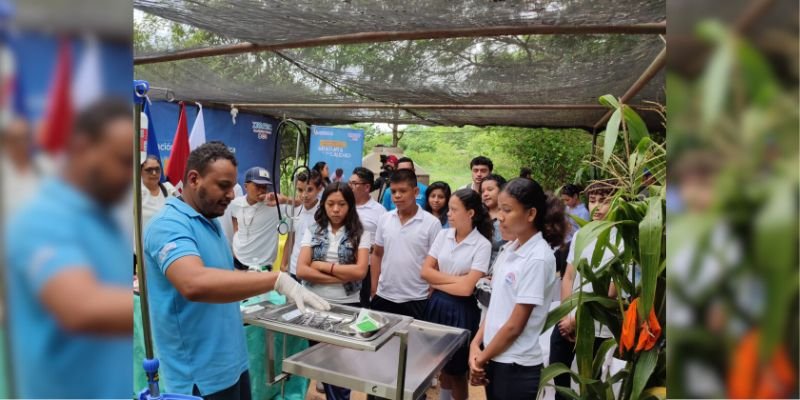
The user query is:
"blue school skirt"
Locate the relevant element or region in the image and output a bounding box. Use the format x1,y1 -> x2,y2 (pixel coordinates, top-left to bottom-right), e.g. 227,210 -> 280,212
423,290 -> 481,375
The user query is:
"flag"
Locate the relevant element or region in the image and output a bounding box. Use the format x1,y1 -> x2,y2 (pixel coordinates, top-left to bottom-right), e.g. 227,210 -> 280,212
188,102 -> 205,151
0,29 -> 16,126
165,102 -> 190,190
37,39 -> 73,155
142,100 -> 165,182
71,35 -> 102,111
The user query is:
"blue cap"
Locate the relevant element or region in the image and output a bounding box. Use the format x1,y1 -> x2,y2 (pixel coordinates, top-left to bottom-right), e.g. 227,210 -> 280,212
245,166 -> 272,186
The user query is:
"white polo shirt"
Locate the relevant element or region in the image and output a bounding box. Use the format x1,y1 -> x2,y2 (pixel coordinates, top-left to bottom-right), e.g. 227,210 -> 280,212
288,201 -> 320,275
301,226 -> 370,304
484,232 -> 557,366
567,228 -> 624,338
375,206 -> 442,302
356,199 -> 386,247
230,196 -> 289,267
429,227 -> 492,276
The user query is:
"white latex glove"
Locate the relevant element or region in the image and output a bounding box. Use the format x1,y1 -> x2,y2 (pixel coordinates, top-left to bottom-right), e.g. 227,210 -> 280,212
274,271 -> 331,313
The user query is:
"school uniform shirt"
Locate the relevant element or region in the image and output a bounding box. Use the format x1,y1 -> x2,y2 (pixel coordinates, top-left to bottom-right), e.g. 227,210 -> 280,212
566,203 -> 590,240
484,232 -> 557,366
218,183 -> 243,247
288,201 -> 320,275
429,227 -> 492,276
144,197 -> 249,395
141,181 -> 178,228
229,196 -> 290,267
375,206 -> 442,302
568,227 -> 624,338
381,181 -> 428,211
301,226 -> 371,304
356,198 -> 386,264
5,178 -> 132,398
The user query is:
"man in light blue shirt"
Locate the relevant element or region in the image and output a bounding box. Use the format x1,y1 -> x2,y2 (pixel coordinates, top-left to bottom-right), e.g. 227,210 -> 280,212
560,184 -> 591,240
144,142 -> 329,399
381,157 -> 427,211
5,100 -> 134,398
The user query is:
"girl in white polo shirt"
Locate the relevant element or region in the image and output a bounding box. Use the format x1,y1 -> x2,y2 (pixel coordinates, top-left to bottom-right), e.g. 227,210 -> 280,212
421,188 -> 492,400
468,178 -> 567,400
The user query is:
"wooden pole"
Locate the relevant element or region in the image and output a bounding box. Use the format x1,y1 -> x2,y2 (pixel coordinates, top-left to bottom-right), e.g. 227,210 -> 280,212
134,22 -> 667,65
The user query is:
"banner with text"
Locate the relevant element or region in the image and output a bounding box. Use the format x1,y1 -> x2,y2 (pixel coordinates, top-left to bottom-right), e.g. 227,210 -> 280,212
309,126 -> 365,183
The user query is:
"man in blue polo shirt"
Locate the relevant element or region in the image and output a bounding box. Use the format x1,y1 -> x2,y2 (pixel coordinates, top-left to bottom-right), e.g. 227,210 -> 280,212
144,142 -> 329,399
381,157 -> 428,211
5,99 -> 134,398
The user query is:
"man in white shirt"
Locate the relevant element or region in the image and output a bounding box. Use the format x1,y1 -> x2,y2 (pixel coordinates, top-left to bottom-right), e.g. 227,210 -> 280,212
460,156 -> 493,192
279,170 -> 324,280
230,166 -> 287,271
349,167 -> 386,306
370,169 -> 441,318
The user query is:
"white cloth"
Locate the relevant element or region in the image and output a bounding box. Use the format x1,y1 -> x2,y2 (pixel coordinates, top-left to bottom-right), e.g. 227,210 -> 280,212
428,227 -> 491,275
301,226 -> 370,304
356,198 -> 386,265
219,184 -> 243,247
567,228 -> 624,338
1,158 -> 43,217
229,195 -> 289,267
289,201 -> 320,275
484,232 -> 557,366
141,181 -> 177,228
374,206 -> 441,302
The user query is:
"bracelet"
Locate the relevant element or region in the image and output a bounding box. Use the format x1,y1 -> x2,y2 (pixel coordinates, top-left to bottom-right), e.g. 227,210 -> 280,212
330,263 -> 335,275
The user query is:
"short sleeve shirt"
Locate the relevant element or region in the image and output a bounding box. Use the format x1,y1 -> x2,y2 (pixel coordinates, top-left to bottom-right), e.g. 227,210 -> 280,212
300,226 -> 370,303
428,228 -> 492,276
230,196 -> 289,267
484,233 -> 558,365
374,206 -> 441,302
289,201 -> 320,274
144,197 -> 249,395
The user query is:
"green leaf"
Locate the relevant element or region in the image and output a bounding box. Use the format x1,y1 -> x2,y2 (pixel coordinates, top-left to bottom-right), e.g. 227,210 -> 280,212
641,386 -> 667,400
699,23 -> 733,130
592,338 -> 618,379
544,293 -> 619,332
599,94 -> 621,109
575,303 -> 596,389
630,349 -> 659,400
638,196 -> 663,319
603,108 -> 622,164
622,105 -> 650,146
538,363 -> 594,400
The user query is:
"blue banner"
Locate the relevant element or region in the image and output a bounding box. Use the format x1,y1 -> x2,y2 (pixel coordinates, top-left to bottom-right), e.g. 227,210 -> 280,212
309,126 -> 365,183
148,101 -> 281,189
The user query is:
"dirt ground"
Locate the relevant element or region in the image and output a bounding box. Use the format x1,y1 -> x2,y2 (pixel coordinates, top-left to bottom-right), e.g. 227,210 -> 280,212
305,379 -> 488,400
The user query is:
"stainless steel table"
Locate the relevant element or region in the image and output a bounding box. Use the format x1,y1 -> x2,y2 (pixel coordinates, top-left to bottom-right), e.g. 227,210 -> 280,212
243,303 -> 469,400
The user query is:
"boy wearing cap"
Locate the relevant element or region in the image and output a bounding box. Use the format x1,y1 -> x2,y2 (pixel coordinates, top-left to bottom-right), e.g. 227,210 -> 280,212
229,166 -> 289,271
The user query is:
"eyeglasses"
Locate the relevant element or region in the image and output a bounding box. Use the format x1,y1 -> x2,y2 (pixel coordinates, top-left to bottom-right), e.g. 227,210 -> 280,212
143,167 -> 161,175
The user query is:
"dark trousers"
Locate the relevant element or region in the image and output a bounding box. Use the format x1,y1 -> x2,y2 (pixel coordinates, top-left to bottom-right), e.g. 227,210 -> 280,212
484,361 -> 541,400
359,268 -> 372,308
548,328 -> 607,400
369,295 -> 427,320
192,371 -> 251,400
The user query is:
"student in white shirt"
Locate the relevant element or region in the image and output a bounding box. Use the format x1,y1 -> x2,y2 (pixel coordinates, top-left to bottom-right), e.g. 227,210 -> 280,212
423,181 -> 451,228
550,180 -> 620,400
476,174 -> 509,317
140,155 -> 178,227
279,170 -> 324,280
421,188 -> 492,400
348,167 -> 386,306
297,182 -> 370,400
370,169 -> 441,319
469,178 -> 567,400
230,166 -> 289,271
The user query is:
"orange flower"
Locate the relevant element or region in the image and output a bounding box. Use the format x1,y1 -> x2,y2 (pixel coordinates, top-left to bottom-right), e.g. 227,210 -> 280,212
620,298 -> 639,354
728,329 -> 798,399
620,297 -> 662,355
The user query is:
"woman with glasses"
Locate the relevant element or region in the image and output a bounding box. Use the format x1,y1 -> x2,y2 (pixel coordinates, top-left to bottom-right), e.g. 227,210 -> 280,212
140,155 -> 177,227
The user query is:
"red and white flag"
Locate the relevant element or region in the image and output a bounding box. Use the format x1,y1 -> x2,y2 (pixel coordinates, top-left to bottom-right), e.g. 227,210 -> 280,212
165,102 -> 190,192
37,39 -> 72,156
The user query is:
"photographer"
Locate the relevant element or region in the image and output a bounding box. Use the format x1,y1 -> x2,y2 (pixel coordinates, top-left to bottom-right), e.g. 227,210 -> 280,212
373,154 -> 398,203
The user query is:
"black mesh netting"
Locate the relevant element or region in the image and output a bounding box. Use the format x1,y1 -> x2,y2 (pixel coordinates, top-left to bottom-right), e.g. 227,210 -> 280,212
134,0 -> 667,128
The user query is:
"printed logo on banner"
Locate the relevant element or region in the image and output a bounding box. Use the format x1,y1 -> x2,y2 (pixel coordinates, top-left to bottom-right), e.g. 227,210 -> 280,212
347,132 -> 363,141
252,121 -> 273,140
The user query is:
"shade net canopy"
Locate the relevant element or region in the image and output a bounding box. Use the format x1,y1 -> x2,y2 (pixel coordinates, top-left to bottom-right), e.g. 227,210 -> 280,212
134,0 -> 667,129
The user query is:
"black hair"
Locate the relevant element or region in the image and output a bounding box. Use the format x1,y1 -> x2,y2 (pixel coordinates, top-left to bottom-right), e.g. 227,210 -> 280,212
315,182 -> 364,248
502,178 -> 567,248
141,154 -> 161,167
519,167 -> 532,179
184,141 -> 237,181
142,155 -> 169,197
453,188 -> 494,242
389,168 -> 417,188
584,180 -> 618,197
73,97 -> 131,143
396,157 -> 414,168
312,161 -> 331,184
296,169 -> 323,188
470,156 -> 494,171
482,174 -> 507,190
424,181 -> 451,226
352,167 -> 375,186
335,168 -> 344,176
561,183 -> 582,197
